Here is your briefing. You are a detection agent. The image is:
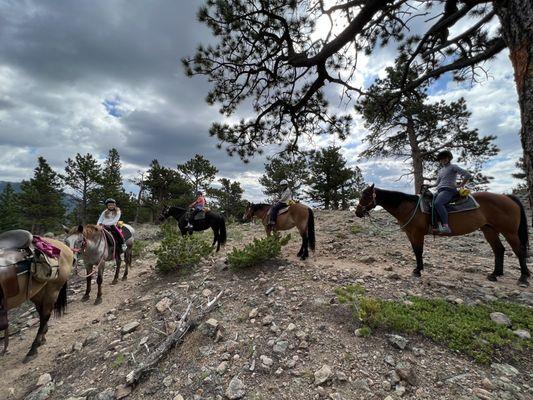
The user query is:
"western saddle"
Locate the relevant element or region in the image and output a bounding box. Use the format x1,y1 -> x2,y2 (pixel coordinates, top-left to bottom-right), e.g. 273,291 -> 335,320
0,230 -> 34,331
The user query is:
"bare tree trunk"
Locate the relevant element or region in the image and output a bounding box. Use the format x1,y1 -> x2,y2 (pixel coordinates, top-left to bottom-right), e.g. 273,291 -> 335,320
494,0 -> 533,223
82,180 -> 87,225
406,117 -> 424,193
134,173 -> 144,224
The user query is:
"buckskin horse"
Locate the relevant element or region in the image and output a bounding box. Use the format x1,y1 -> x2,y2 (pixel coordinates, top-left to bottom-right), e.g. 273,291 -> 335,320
158,206 -> 227,252
0,230 -> 73,362
64,224 -> 135,305
243,202 -> 316,260
355,185 -> 530,286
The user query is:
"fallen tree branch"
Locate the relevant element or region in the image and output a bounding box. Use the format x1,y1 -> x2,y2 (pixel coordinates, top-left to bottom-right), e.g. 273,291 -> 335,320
125,290 -> 224,387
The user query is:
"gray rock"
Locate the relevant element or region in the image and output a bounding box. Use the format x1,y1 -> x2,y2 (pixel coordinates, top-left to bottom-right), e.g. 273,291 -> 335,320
395,364 -> 419,386
200,318 -> 220,338
115,384 -> 132,400
225,377 -> 246,399
395,384 -> 406,396
121,321 -> 140,335
513,329 -> 531,339
97,388 -> 116,400
217,361 -> 229,374
83,331 -> 99,346
155,297 -> 172,313
37,373 -> 52,387
24,382 -> 55,400
314,365 -> 333,386
473,387 -> 493,400
163,376 -> 173,387
249,308 -> 259,319
517,291 -> 533,305
260,355 -> 273,367
490,312 -> 512,327
273,340 -> 289,354
384,355 -> 396,367
491,363 -> 520,377
353,378 -> 370,391
261,315 -> 273,325
388,334 -> 408,350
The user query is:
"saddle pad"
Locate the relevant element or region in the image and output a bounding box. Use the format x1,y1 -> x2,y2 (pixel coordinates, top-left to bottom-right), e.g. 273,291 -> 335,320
121,226 -> 133,242
420,195 -> 480,215
194,211 -> 206,220
0,265 -> 19,298
267,207 -> 290,217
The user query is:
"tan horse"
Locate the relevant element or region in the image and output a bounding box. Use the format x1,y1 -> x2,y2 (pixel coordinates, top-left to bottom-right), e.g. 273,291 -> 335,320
1,236 -> 73,362
355,185 -> 530,286
243,202 -> 315,260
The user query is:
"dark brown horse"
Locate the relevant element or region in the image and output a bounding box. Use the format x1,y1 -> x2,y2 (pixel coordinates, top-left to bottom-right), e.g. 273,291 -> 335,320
355,185 -> 530,286
243,202 -> 315,260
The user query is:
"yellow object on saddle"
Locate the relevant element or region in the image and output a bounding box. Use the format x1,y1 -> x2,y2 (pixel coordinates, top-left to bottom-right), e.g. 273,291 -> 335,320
287,200 -> 296,206
458,188 -> 471,197
117,221 -> 125,228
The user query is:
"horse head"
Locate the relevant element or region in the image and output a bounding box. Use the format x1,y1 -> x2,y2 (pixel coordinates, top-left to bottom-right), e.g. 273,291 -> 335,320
158,205 -> 170,223
63,225 -> 85,257
242,202 -> 255,222
355,184 -> 376,218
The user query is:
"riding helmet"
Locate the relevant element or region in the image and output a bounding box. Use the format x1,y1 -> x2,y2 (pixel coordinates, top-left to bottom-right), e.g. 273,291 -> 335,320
280,179 -> 289,186
436,150 -> 453,161
104,198 -> 116,205
196,190 -> 203,195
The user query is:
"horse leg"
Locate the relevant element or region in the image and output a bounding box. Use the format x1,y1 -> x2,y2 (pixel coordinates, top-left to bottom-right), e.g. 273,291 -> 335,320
81,264 -> 92,301
95,266 -> 103,305
501,232 -> 530,286
24,303 -> 52,362
112,254 -> 121,285
408,231 -> 425,277
297,241 -> 304,258
123,245 -> 131,281
481,226 -> 505,281
212,227 -> 219,251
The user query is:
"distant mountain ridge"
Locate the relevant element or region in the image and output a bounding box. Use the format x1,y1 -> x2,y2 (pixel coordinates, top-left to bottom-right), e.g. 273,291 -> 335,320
0,180 -> 78,213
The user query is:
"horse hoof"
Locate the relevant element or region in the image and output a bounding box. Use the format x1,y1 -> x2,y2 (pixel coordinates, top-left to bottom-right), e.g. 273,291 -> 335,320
94,297 -> 102,305
81,294 -> 90,302
518,277 -> 529,287
412,269 -> 421,277
122,275 -> 128,281
23,352 -> 37,363
487,274 -> 498,282
110,279 -> 118,285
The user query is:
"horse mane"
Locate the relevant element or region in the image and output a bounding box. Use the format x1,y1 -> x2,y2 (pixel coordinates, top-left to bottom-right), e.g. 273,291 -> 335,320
68,224 -> 102,238
169,206 -> 186,212
375,188 -> 418,208
252,203 -> 270,212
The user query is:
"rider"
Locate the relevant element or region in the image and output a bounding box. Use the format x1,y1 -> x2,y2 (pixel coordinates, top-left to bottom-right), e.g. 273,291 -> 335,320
427,150 -> 472,234
187,190 -> 206,229
268,179 -> 292,227
97,198 -> 126,252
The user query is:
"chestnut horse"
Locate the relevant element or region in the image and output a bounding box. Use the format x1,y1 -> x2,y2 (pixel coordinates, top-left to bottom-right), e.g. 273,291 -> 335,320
243,202 -> 315,260
64,224 -> 135,305
355,185 -> 530,286
1,236 -> 73,362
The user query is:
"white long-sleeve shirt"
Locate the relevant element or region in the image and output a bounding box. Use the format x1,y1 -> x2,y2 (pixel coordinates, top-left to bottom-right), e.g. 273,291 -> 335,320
97,209 -> 121,225
279,187 -> 293,203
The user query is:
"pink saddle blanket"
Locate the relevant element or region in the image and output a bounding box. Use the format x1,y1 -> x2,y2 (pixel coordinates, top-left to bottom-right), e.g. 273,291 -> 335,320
32,236 -> 61,259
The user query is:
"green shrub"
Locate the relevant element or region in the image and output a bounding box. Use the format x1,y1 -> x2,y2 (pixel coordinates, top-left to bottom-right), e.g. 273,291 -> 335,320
132,239 -> 149,257
228,234 -> 291,269
155,224 -> 213,273
336,284 -> 533,363
350,225 -> 367,234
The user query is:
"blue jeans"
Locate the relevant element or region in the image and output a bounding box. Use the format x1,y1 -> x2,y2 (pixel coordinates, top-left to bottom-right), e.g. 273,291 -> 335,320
270,202 -> 287,224
434,188 -> 457,225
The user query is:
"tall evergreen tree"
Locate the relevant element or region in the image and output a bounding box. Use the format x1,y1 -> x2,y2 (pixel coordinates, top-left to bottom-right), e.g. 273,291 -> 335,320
177,154 -> 218,192
357,63 -> 499,193
0,183 -> 23,231
19,157 -> 65,233
210,178 -> 246,219
306,146 -> 365,210
64,153 -> 102,224
259,153 -> 308,201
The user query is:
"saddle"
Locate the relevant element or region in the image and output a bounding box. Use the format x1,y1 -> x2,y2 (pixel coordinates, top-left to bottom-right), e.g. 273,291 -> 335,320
267,205 -> 290,218
419,190 -> 480,229
194,211 -> 206,221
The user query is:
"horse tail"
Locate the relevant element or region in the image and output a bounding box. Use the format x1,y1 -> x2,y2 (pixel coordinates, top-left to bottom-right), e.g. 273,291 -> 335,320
507,194 -> 529,256
54,282 -> 68,318
219,216 -> 227,246
307,208 -> 316,252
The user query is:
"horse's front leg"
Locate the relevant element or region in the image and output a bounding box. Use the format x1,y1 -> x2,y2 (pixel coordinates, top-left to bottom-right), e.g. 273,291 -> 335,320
95,264 -> 104,305
112,253 -> 121,285
408,231 -> 425,277
81,264 -> 92,301
123,245 -> 131,281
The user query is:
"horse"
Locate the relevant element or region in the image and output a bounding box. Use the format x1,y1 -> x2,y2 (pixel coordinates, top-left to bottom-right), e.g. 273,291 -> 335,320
243,202 -> 316,260
355,185 -> 530,286
0,233 -> 73,362
158,206 -> 227,252
64,223 -> 135,305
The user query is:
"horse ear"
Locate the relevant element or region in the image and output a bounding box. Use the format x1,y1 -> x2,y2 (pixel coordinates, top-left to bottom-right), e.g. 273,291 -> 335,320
370,183 -> 375,189
77,225 -> 84,233
62,224 -> 70,234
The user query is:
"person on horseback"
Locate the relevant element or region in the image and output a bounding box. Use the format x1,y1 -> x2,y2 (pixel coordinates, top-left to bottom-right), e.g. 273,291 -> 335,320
97,198 -> 126,252
268,179 -> 292,227
187,190 -> 206,229
428,150 -> 472,234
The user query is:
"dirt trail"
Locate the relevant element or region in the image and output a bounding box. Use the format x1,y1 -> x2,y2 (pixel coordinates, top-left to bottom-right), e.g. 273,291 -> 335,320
1,211 -> 532,400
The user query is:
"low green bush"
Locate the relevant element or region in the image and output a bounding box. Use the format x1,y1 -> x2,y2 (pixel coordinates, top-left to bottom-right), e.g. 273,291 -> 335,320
336,284 -> 533,363
155,224 -> 213,273
228,234 -> 291,269
132,239 -> 149,257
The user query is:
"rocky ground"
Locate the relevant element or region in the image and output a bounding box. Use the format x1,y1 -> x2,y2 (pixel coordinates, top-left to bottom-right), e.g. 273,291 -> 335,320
1,210 -> 532,400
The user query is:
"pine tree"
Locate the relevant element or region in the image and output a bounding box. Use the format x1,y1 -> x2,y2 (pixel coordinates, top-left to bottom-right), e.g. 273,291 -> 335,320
0,183 -> 23,231
357,63 -> 499,192
177,154 -> 218,192
19,157 -> 65,233
64,153 -> 102,224
259,153 -> 308,201
306,147 -> 365,210
210,178 -> 246,219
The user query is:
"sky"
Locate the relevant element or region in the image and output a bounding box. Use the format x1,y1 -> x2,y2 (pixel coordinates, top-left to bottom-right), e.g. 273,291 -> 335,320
0,0 -> 525,202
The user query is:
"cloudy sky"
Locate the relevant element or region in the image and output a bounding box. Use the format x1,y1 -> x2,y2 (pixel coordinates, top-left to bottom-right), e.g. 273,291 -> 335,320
0,0 -> 525,201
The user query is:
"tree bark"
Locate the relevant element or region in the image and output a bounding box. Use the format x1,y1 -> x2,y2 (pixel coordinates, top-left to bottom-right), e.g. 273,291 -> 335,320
494,0 -> 533,223
406,116 -> 424,193
82,180 -> 87,225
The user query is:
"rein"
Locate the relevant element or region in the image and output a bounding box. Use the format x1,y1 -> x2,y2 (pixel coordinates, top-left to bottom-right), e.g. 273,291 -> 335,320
364,196 -> 422,234
73,229 -> 109,278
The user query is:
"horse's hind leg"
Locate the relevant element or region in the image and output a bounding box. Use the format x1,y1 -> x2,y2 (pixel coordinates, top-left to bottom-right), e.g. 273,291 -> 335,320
408,231 -> 425,277
95,266 -> 104,305
481,226 -> 505,281
502,232 -> 530,286
123,245 -> 132,281
112,255 -> 121,285
24,302 -> 52,362
82,264 -> 92,301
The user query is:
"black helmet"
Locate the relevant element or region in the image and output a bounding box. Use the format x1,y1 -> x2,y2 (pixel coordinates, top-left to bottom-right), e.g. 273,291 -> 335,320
104,198 -> 116,205
436,150 -> 453,161
196,190 -> 203,196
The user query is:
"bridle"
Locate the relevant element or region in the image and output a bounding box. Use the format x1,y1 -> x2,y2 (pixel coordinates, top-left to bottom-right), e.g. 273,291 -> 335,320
357,188 -> 377,215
